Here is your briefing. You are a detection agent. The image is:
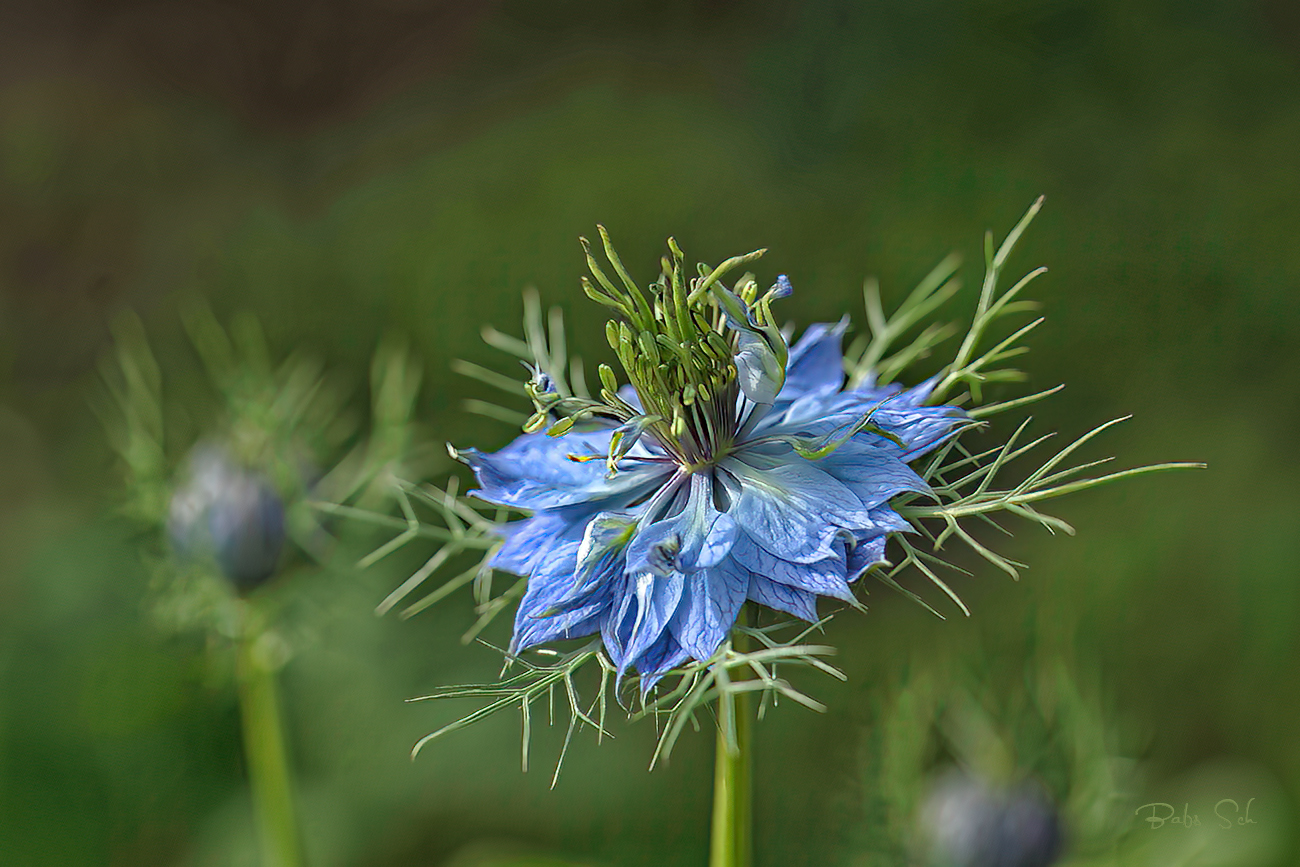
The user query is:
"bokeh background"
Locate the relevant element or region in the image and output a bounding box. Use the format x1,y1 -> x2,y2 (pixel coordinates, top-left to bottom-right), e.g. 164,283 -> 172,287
1,1 -> 1298,864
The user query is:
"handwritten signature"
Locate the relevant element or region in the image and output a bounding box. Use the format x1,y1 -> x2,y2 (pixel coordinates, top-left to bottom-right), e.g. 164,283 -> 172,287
1135,799 -> 1257,830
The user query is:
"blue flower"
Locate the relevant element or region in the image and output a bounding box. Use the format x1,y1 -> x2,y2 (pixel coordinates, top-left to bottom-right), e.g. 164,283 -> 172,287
459,266 -> 964,690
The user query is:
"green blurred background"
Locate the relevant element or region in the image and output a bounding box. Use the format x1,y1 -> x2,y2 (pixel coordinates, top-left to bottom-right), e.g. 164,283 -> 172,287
1,1 -> 1298,864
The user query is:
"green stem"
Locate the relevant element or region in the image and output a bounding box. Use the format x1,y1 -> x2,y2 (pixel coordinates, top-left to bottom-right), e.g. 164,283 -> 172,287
709,611 -> 752,867
237,615 -> 304,867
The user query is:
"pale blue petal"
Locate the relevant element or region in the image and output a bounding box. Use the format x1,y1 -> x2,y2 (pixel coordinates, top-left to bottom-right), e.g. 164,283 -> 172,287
625,473 -> 737,576
864,505 -> 911,535
491,510 -> 586,575
635,635 -> 691,694
721,453 -> 876,563
782,318 -> 848,400
510,540 -> 607,653
461,429 -> 671,511
599,568 -> 652,674
759,382 -> 964,458
814,443 -> 930,510
733,330 -> 786,405
747,574 -> 820,621
697,511 -> 739,568
599,585 -> 634,670
716,286 -> 787,404
845,533 -> 889,581
729,532 -> 854,600
669,558 -> 749,660
513,607 -> 604,654
617,383 -> 643,410
550,511 -> 638,609
874,406 -> 966,460
618,572 -> 686,679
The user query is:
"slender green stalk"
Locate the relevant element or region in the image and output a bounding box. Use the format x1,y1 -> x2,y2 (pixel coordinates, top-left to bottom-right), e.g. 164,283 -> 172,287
710,610 -> 752,867
236,614 -> 304,867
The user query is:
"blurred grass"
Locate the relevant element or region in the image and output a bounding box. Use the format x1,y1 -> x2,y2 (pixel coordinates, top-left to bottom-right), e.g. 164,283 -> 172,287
1,1 -> 1298,864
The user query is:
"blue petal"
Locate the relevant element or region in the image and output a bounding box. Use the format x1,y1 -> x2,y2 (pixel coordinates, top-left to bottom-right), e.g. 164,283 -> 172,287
814,442 -> 930,510
733,331 -> 786,405
760,382 -> 965,458
747,575 -> 820,621
550,511 -> 639,609
842,507 -> 909,580
617,383 -> 643,410
622,572 -> 686,678
626,473 -> 738,577
491,510 -> 585,575
669,557 -> 749,660
698,511 -> 740,568
598,580 -> 632,670
782,318 -> 848,400
509,540 -> 606,653
845,533 -> 889,581
864,504 -> 911,535
460,429 -> 671,512
857,374 -> 939,406
634,634 -> 691,694
720,453 -> 876,563
729,532 -> 854,600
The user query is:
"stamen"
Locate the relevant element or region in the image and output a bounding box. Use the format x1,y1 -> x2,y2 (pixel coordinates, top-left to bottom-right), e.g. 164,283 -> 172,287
569,229 -> 781,472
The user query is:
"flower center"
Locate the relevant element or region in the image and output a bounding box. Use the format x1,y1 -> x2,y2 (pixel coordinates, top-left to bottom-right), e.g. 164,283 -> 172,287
524,228 -> 790,479
624,325 -> 741,468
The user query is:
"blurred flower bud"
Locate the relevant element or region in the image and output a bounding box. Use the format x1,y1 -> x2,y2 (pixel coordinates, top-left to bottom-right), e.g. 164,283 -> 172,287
920,770 -> 1063,867
168,445 -> 286,591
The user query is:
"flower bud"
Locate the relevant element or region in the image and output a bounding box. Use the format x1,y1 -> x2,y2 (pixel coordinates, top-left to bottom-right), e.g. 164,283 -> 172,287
168,445 -> 286,591
919,771 -> 1063,867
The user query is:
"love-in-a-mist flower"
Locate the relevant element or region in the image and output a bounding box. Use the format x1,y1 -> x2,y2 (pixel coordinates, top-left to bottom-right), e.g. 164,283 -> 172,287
456,232 -> 965,688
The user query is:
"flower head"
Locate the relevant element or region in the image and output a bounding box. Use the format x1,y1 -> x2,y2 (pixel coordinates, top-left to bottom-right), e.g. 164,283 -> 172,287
920,771 -> 1064,867
169,444 -> 287,591
457,232 -> 965,689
